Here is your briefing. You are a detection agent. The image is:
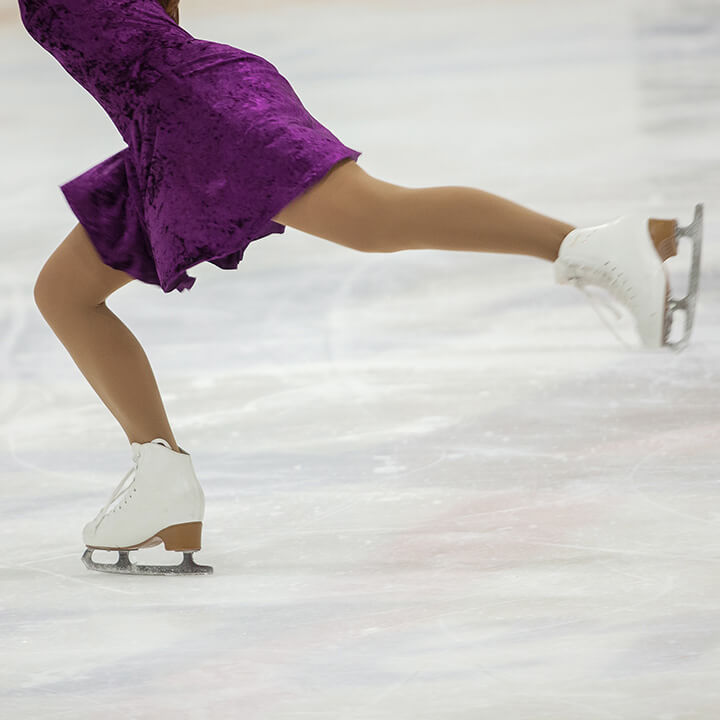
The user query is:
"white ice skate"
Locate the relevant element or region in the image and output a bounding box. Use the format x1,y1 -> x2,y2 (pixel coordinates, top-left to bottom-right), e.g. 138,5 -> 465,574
553,203 -> 703,351
82,437 -> 212,575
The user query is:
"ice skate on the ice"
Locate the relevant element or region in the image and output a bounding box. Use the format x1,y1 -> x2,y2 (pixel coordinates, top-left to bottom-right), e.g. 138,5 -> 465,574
81,438 -> 213,575
553,203 -> 703,351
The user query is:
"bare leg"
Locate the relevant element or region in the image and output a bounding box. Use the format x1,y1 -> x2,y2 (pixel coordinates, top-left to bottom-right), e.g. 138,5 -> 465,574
376,184 -> 577,261
33,223 -> 182,454
375,185 -> 678,262
272,161 -> 678,262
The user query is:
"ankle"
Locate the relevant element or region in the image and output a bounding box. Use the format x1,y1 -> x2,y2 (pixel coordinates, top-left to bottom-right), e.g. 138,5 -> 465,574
546,223 -> 576,263
128,436 -> 182,454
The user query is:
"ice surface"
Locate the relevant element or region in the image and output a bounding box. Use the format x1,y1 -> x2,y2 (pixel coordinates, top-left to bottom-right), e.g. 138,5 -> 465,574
1,0 -> 719,718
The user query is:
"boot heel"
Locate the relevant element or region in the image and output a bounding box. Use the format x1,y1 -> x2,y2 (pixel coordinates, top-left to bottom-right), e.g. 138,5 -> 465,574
157,522 -> 203,551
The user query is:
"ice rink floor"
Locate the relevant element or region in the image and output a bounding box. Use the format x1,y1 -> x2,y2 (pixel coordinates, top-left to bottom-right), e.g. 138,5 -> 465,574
1,0 -> 719,717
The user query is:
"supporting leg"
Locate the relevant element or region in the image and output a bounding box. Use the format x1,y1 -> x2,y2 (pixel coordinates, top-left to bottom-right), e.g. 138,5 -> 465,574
33,223 -> 181,453
39,303 -> 181,451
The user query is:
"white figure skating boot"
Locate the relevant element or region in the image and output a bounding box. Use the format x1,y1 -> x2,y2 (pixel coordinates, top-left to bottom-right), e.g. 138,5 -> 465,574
82,437 -> 212,575
553,203 -> 703,351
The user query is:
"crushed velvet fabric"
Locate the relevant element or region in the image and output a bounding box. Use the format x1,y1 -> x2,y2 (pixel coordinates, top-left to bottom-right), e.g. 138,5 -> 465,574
19,0 -> 362,292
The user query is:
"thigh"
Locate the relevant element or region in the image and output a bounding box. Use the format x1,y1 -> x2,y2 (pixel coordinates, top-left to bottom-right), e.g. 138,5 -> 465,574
271,158 -> 407,252
34,222 -> 136,310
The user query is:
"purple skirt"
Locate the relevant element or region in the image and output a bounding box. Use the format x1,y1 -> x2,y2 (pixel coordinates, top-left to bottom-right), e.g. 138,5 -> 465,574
20,0 -> 362,293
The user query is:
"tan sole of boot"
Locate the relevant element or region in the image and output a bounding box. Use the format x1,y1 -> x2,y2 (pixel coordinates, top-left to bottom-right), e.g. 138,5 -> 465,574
86,521 -> 203,552
649,219 -> 677,347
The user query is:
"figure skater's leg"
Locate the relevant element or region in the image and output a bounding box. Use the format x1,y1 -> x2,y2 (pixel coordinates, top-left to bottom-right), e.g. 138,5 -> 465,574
33,223 -> 182,453
272,159 -> 678,261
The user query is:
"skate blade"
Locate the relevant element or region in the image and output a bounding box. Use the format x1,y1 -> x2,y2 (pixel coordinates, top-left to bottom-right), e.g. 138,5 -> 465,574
82,548 -> 213,575
664,203 -> 703,352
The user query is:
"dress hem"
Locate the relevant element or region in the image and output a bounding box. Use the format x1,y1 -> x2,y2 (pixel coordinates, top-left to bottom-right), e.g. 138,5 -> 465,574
61,146 -> 363,294
60,181 -> 162,288
157,146 -> 363,294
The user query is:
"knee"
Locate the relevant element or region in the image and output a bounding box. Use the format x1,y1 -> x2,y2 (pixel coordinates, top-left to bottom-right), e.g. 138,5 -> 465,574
34,225 -> 120,318
33,263 -> 63,320
33,257 -> 84,321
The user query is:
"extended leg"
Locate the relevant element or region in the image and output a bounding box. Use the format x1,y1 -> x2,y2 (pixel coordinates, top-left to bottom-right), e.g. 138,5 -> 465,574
372,185 -> 678,262
367,183 -> 577,261
272,160 -> 678,262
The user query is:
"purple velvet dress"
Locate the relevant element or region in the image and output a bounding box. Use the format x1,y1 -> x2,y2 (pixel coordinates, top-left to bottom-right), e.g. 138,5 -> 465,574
18,0 -> 362,292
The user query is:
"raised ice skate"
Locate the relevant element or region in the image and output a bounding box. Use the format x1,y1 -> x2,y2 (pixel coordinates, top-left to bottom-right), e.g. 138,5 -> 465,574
554,203 -> 703,351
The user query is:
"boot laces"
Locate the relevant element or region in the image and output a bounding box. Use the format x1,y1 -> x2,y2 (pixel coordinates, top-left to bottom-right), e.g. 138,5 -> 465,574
566,269 -> 635,350
560,217 -> 649,349
91,448 -> 141,529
